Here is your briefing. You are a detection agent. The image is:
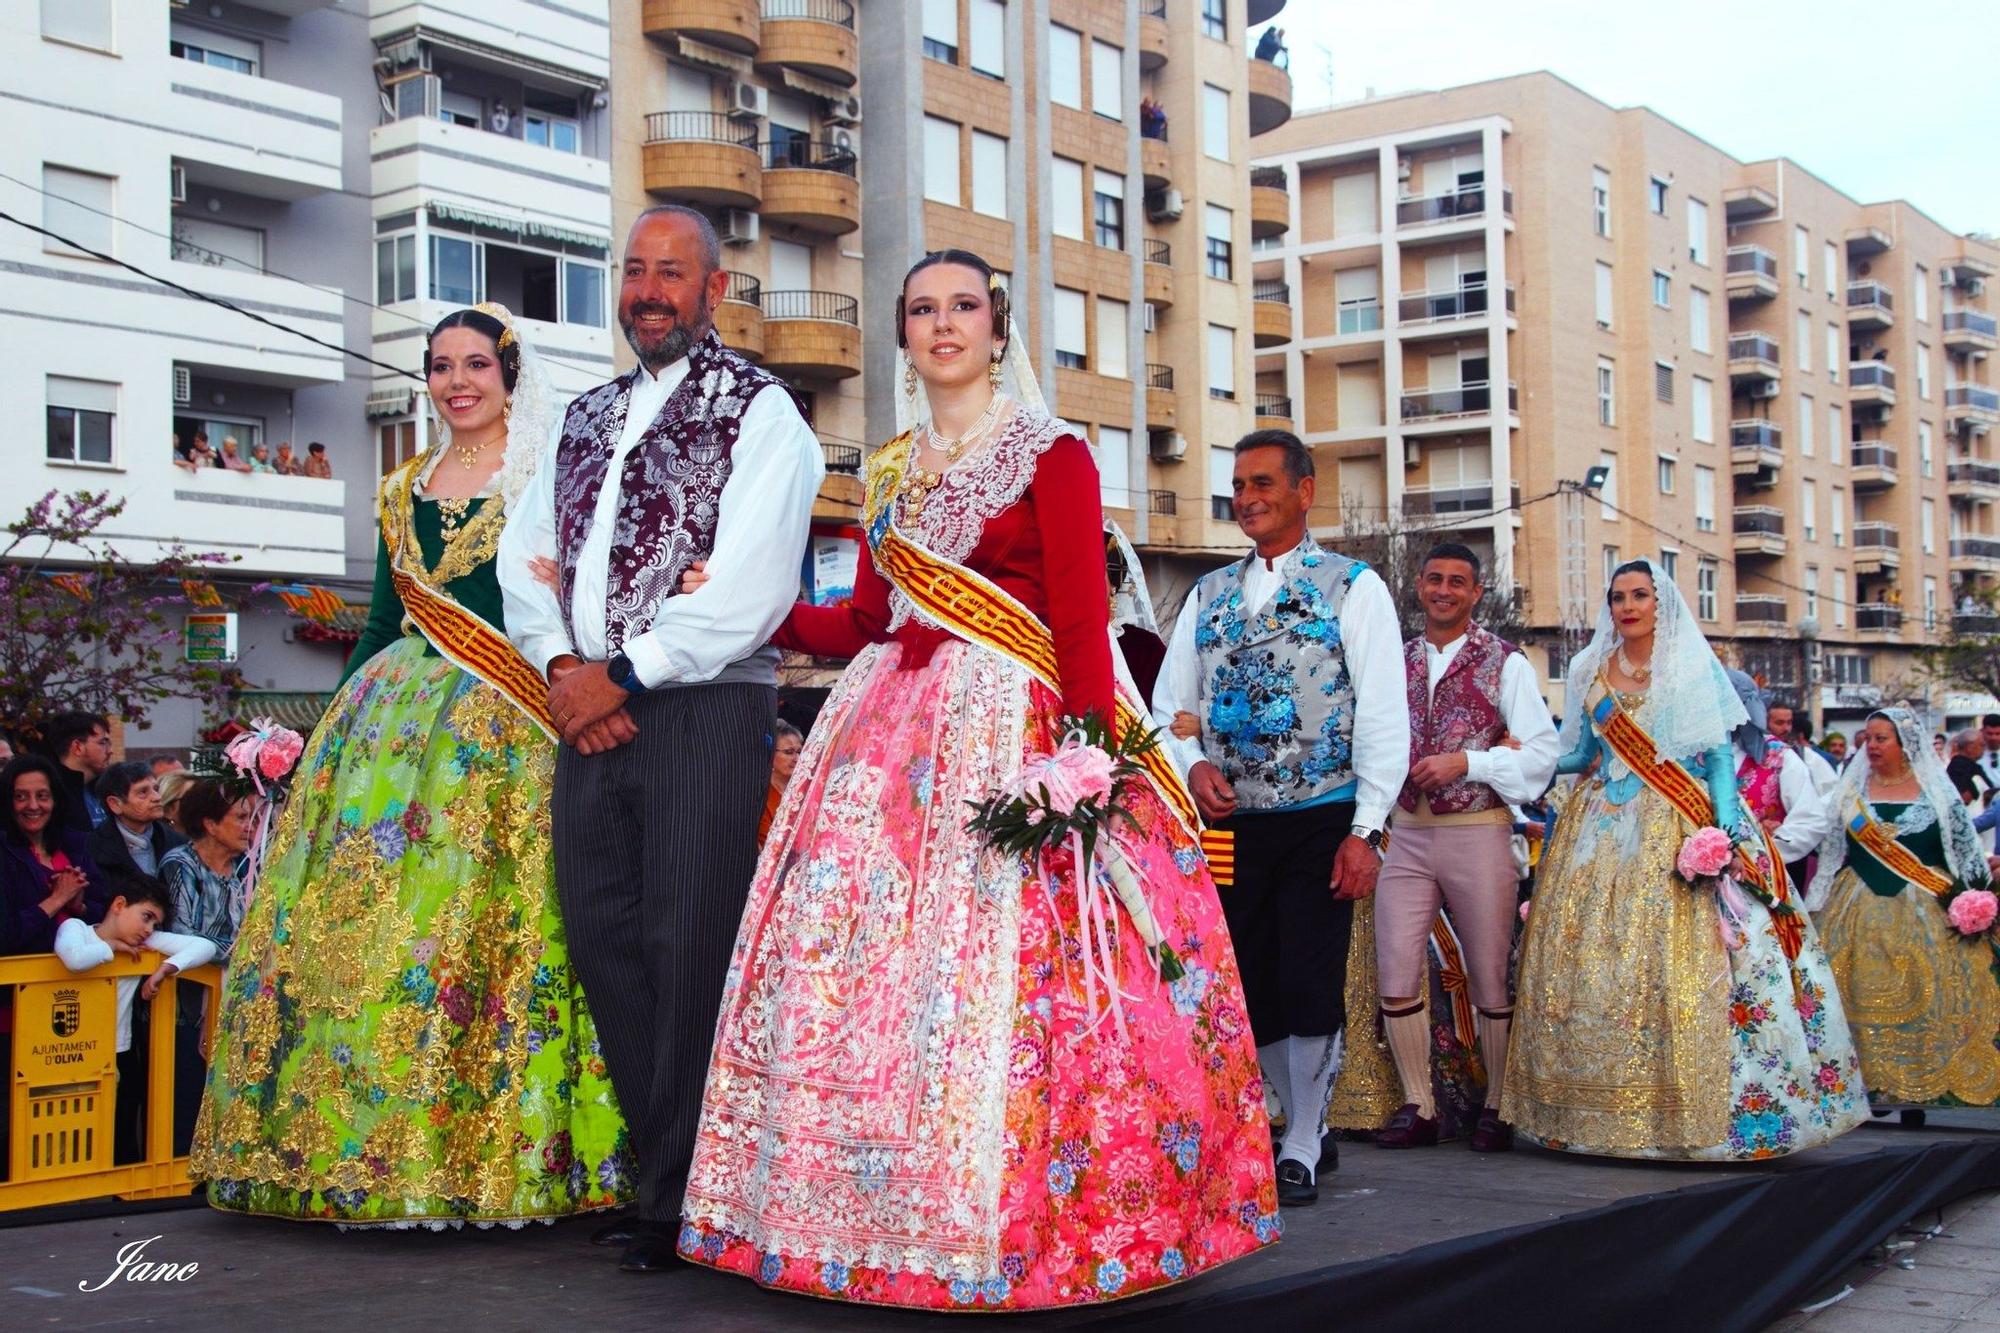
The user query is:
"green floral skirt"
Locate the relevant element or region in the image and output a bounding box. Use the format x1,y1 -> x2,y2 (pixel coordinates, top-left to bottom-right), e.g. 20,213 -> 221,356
191,636 -> 630,1224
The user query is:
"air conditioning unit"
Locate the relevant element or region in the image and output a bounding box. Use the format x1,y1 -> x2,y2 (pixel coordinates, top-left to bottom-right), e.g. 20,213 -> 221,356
1145,188 -> 1184,222
727,80 -> 767,120
1404,440 -> 1422,469
1969,278 -> 1988,299
827,94 -> 862,127
172,366 -> 192,406
1750,380 -> 1781,400
1142,302 -> 1157,333
1396,159 -> 1413,180
719,208 -> 759,245
828,127 -> 857,158
1149,430 -> 1187,462
169,164 -> 186,205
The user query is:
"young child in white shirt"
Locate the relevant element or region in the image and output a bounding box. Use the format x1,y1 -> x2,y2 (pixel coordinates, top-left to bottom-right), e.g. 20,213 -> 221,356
53,870 -> 215,1163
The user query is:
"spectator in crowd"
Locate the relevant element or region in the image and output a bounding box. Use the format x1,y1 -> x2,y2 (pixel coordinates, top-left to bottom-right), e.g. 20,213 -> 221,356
248,443 -> 277,474
1947,728 -> 1994,807
173,433 -> 200,474
156,769 -> 197,832
1768,701 -> 1838,797
1936,733 -> 1950,761
220,438 -> 253,473
1255,25 -> 1286,63
272,441 -> 304,477
44,709 -> 113,831
162,779 -> 251,964
1140,97 -> 1168,140
186,431 -> 217,470
759,721 -> 805,848
150,755 -> 185,779
91,761 -> 186,880
303,442 -> 333,479
0,732 -> 12,764
1,755 -> 107,955
1979,713 -> 2000,790
1824,731 -> 1848,767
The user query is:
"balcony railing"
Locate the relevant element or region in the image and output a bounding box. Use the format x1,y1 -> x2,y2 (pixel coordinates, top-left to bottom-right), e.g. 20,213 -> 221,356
1949,385 -> 2000,412
1950,462 -> 2000,486
1945,310 -> 1999,339
1726,245 -> 1778,279
761,138 -> 857,173
1255,393 -> 1293,418
1955,610 -> 2000,636
1249,165 -> 1288,193
1402,484 -> 1513,517
1146,362 -> 1175,390
821,442 -> 862,474
1401,380 -> 1517,420
1849,361 -> 1896,392
1339,300 -> 1383,334
1846,280 -> 1895,311
1852,521 -> 1900,549
1141,0 -> 1168,15
1398,282 -> 1495,323
1395,183 -> 1502,227
1856,603 -> 1904,631
722,270 -> 762,303
761,0 -> 855,27
1952,537 -> 2000,561
1144,237 -> 1171,266
1149,487 -> 1177,515
644,111 -> 758,146
1851,443 -> 1899,470
1728,332 -> 1780,364
1733,506 -> 1785,536
1735,594 -> 1788,623
760,289 -> 860,323
1730,420 -> 1782,450
1253,279 -> 1291,304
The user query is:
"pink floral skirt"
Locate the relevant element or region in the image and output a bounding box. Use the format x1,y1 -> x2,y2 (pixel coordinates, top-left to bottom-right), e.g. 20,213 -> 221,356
679,640 -> 1280,1309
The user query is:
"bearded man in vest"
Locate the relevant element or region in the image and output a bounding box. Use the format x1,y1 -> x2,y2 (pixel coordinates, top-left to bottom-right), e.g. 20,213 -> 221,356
1374,542 -> 1557,1153
1153,429 -> 1409,1208
498,205 -> 825,1272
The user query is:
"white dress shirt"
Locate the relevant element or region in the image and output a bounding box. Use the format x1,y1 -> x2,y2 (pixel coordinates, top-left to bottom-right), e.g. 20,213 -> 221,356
1152,541 -> 1410,835
1735,742 -> 1834,864
1795,743 -> 1839,799
1417,631 -> 1559,805
498,356 -> 825,689
54,919 -> 216,1054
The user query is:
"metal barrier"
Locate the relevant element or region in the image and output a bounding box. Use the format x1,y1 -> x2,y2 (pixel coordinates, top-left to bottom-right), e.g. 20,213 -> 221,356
2,952 -> 221,1210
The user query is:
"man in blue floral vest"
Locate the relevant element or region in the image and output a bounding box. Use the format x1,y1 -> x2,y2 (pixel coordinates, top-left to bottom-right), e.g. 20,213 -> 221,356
1154,430 -> 1409,1207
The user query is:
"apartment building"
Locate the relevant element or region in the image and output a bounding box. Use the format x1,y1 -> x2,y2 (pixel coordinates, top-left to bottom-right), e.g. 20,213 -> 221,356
1253,72 -> 2000,726
614,0 -> 1295,601
5,1 -> 614,750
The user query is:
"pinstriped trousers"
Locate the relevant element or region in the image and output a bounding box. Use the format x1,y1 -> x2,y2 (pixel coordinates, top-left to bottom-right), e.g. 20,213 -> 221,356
553,681 -> 776,1222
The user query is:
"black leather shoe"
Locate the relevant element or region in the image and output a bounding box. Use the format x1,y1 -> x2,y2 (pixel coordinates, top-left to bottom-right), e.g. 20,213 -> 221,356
1275,1158 -> 1318,1207
592,1216 -> 652,1247
1900,1108 -> 1928,1128
1318,1134 -> 1339,1174
619,1231 -> 689,1273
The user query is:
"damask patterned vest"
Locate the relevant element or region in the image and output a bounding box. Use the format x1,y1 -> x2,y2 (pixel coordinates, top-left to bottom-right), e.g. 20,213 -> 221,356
1192,535 -> 1364,811
1398,623 -> 1517,816
551,330 -> 788,653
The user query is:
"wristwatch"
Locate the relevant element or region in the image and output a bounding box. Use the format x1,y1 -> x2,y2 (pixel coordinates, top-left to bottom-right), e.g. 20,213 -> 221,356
607,651 -> 647,696
1355,826 -> 1387,857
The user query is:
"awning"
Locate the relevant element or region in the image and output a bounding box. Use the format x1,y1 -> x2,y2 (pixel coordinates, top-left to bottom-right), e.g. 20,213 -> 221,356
366,386 -> 416,419
426,201 -> 609,253
229,691 -> 339,733
675,36 -> 752,77
777,66 -> 856,103
383,26 -> 605,94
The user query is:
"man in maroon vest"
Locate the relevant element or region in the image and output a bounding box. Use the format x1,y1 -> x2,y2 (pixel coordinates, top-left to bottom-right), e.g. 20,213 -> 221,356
1374,543 -> 1557,1152
498,205 -> 824,1271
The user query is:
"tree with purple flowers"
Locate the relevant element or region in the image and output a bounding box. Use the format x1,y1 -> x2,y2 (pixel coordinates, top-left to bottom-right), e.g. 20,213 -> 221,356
0,489 -> 240,744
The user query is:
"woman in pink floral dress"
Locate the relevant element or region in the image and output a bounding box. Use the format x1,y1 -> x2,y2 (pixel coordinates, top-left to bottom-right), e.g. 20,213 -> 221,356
676,251 -> 1280,1309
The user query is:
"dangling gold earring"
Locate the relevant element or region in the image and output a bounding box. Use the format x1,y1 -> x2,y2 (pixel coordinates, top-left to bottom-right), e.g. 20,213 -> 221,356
502,396 -> 513,421
903,354 -> 918,398
989,351 -> 1004,392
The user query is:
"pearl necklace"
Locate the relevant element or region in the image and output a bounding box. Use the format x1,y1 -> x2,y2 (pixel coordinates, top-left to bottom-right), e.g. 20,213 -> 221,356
901,395 -> 1006,516
1615,643 -> 1652,681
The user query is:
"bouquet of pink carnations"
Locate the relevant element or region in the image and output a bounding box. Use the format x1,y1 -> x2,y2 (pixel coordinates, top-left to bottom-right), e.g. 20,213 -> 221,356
1942,881 -> 1999,939
966,713 -> 1183,985
1675,826 -> 1736,891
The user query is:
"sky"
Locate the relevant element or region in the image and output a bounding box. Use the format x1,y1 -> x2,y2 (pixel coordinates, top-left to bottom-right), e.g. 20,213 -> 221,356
1255,0 -> 2000,235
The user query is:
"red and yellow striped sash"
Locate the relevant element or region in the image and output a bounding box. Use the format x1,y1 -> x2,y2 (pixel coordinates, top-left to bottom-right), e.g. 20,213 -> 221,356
391,567 -> 556,739
1848,806 -> 1956,898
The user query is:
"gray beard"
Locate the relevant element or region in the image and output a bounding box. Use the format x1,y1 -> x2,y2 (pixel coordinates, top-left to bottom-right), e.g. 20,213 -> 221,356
623,305 -> 711,371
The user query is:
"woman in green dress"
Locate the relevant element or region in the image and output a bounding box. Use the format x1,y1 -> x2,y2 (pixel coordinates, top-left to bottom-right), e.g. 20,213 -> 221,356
191,305 -> 629,1225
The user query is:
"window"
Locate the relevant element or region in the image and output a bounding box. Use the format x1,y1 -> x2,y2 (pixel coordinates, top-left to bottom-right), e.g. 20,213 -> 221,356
1602,545 -> 1622,589
1598,451 -> 1618,520
1595,261 -> 1614,327
1826,323 -> 1841,381
1799,393 -> 1814,456
1793,225 -> 1810,282
45,376 -> 116,467
1694,465 -> 1716,531
1831,486 -> 1846,548
1925,576 -> 1939,633
1203,85 -> 1230,162
1659,547 -> 1680,584
1796,310 -> 1812,372
1207,324 -> 1236,400
1097,297 -> 1128,378
1692,375 -> 1714,442
1053,287 -> 1087,370
1097,426 -> 1131,507
1657,455 -> 1677,493
42,165 -> 114,258
1652,271 -> 1671,308
1592,167 -> 1611,237
1805,566 -> 1819,621
1654,361 -> 1673,403
376,233 -> 416,304
1690,287 -> 1711,353
427,231 -> 603,326
1204,204 -> 1233,279
43,0 -> 113,50
1597,358 -> 1616,426
923,116 -> 960,206
1210,444 -> 1235,519
1648,176 -> 1668,214
968,0 -> 1006,78
1696,559 -> 1718,620
1049,26 -> 1082,107
1686,197 -> 1709,265
1093,169 -> 1126,249
429,234 -> 481,305
971,132 -> 1008,218
1202,0 -> 1227,40
378,419 -> 419,478
170,24 -> 258,75
1917,343 -> 1931,400
1922,500 -> 1936,554
1920,420 -> 1935,477
1828,402 -> 1841,459
1833,572 -> 1847,628
1802,479 -> 1816,542
523,90 -> 580,154
1914,264 -> 1929,322
921,0 -> 958,62
1052,157 -> 1084,239
565,261 -> 605,328
1090,40 -> 1123,120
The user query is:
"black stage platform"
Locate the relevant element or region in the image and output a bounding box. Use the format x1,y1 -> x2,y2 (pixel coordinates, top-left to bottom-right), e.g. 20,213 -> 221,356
4,1114 -> 1995,1331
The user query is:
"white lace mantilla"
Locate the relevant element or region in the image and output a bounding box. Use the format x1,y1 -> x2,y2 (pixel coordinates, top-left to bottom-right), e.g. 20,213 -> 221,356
885,410 -> 1073,632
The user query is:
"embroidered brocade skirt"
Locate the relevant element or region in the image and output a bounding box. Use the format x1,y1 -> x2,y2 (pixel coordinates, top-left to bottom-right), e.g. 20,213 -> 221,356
1502,774 -> 1868,1159
678,640 -> 1280,1310
190,636 -> 630,1224
1815,870 -> 2000,1107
